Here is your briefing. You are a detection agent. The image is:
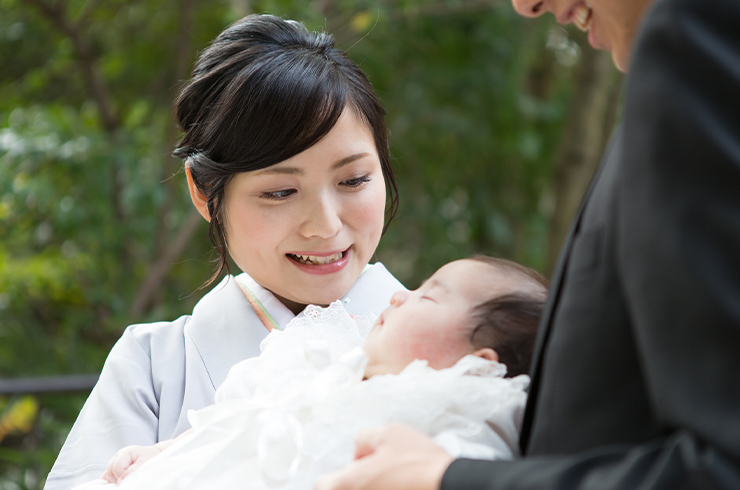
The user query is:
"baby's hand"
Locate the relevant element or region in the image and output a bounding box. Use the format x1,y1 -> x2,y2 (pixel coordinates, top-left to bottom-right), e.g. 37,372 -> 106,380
101,445 -> 161,484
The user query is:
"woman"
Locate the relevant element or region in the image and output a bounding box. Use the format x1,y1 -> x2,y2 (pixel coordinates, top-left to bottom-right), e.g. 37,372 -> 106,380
45,14 -> 404,490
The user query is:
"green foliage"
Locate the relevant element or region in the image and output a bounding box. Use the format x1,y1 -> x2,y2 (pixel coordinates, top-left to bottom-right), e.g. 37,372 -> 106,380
0,0 -> 579,486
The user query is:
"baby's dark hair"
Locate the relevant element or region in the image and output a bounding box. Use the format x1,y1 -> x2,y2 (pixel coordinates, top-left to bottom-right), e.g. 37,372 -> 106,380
468,256 -> 549,378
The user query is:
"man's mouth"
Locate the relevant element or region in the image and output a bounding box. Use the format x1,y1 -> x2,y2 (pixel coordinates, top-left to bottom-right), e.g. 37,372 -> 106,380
573,3 -> 593,31
287,250 -> 346,265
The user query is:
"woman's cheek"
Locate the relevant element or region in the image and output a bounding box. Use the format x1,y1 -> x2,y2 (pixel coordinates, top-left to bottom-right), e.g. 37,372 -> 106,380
349,183 -> 386,229
224,201 -> 282,264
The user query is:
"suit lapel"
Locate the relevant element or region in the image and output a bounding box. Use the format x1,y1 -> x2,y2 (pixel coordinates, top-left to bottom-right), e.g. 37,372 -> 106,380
520,127 -> 622,453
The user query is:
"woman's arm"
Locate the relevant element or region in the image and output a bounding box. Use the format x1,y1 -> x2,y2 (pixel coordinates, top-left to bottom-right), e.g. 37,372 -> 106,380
45,320 -> 187,490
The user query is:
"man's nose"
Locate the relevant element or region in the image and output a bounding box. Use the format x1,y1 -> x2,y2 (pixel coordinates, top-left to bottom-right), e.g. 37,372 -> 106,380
511,0 -> 547,18
299,194 -> 343,239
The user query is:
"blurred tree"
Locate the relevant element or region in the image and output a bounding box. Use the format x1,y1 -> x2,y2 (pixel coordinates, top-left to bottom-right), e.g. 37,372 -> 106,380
0,0 -> 619,487
545,34 -> 621,274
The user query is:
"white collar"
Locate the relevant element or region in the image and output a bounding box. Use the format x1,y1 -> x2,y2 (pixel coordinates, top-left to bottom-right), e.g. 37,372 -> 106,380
234,272 -> 295,331
187,263 -> 405,390
233,265 -> 375,331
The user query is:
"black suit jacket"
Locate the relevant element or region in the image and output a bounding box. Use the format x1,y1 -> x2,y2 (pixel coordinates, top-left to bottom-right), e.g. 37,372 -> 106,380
442,0 -> 740,488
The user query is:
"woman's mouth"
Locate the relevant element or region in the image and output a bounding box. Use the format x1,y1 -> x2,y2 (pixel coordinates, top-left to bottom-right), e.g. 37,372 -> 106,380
287,250 -> 346,265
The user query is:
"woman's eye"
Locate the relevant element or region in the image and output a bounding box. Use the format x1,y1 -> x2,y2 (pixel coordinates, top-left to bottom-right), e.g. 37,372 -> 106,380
341,175 -> 371,188
260,189 -> 295,201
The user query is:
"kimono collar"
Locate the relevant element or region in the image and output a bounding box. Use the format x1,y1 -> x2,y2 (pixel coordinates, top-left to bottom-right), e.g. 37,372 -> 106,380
185,263 -> 405,390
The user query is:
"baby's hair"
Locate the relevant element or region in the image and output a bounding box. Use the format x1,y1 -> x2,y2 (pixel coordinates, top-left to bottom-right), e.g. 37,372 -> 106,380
468,256 -> 549,378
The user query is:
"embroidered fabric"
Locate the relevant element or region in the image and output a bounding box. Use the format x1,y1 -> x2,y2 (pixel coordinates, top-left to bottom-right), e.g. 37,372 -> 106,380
106,302 -> 529,490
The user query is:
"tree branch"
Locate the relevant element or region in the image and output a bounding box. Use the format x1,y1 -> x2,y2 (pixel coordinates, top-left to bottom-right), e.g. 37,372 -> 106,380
135,0 -> 201,316
74,0 -> 107,29
130,210 -> 204,316
396,0 -> 504,18
546,41 -> 621,274
22,0 -> 119,132
22,0 -> 125,226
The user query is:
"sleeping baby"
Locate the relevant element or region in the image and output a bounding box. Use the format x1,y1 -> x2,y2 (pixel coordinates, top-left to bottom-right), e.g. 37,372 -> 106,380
83,256 -> 548,490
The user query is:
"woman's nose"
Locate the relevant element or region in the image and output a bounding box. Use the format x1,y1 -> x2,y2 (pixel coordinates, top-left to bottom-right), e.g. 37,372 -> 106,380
511,0 -> 548,18
299,194 -> 342,239
390,291 -> 407,307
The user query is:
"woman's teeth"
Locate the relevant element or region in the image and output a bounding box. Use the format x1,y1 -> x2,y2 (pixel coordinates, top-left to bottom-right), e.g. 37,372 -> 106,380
289,252 -> 344,265
573,3 -> 593,32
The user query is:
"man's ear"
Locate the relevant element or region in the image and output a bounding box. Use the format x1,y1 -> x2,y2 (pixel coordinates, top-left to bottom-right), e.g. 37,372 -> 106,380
472,347 -> 499,362
185,167 -> 211,222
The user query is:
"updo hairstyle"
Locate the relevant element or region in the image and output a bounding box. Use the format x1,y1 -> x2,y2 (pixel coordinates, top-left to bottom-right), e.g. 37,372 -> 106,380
173,14 -> 399,285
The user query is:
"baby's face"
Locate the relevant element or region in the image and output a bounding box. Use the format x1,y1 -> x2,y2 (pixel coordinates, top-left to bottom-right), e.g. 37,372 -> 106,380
362,259 -> 508,378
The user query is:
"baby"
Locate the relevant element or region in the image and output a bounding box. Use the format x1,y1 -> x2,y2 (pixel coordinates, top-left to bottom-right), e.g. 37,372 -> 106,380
93,257 -> 547,489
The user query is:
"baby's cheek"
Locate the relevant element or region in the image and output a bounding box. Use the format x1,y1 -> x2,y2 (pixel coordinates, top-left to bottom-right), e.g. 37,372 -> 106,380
401,335 -> 467,370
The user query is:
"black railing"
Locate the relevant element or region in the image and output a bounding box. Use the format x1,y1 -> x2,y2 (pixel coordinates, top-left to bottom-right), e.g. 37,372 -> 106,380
0,374 -> 99,395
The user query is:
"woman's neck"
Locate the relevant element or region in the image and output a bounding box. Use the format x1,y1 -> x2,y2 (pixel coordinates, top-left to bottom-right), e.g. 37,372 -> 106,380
272,292 -> 309,315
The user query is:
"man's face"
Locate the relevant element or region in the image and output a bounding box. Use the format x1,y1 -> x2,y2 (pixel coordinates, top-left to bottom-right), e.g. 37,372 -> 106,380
511,0 -> 653,72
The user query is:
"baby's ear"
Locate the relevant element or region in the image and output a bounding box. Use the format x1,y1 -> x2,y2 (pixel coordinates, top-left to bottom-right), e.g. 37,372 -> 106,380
472,347 -> 499,362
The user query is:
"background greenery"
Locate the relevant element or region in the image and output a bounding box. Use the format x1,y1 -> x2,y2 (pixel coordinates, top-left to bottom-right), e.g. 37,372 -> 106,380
0,0 -> 620,487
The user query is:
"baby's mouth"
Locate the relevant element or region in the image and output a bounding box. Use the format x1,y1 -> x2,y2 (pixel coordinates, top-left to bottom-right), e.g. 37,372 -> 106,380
287,250 -> 346,265
375,313 -> 384,327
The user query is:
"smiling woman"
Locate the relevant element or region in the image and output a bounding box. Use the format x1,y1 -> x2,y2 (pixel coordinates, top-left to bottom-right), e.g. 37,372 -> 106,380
45,14 -> 405,490
209,110 -> 388,313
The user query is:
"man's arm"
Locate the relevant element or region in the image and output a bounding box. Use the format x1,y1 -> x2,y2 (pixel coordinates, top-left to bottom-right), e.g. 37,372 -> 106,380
317,0 -> 740,489
443,0 -> 740,487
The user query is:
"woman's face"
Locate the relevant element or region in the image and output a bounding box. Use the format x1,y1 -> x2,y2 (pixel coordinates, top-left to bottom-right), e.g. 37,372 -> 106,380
222,109 -> 387,312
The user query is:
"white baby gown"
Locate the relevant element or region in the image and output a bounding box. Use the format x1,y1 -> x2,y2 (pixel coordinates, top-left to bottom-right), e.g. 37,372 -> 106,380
79,301 -> 528,490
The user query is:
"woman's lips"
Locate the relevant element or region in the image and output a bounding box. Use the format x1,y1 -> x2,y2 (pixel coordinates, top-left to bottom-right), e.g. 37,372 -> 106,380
286,248 -> 350,275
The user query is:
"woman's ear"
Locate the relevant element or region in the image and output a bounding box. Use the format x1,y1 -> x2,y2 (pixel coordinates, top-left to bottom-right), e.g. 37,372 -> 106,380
472,347 -> 499,362
185,167 -> 211,222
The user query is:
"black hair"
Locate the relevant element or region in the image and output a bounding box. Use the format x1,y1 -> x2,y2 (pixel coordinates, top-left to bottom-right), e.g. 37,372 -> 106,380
173,14 -> 399,286
468,256 -> 549,378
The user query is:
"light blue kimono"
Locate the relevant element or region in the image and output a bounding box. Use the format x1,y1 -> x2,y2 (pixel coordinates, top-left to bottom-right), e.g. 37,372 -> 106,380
44,263 -> 405,490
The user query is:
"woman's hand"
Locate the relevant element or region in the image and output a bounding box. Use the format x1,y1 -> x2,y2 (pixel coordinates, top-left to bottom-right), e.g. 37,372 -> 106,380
101,444 -> 162,483
315,423 -> 454,490
100,429 -> 187,484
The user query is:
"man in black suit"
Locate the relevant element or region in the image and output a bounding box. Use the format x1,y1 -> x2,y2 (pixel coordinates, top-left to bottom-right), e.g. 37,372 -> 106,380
316,0 -> 740,489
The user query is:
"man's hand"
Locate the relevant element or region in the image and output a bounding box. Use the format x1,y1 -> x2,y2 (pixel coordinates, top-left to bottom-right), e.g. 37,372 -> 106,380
315,423 -> 454,490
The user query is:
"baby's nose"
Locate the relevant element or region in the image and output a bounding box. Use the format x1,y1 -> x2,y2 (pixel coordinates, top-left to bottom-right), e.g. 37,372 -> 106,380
390,290 -> 407,306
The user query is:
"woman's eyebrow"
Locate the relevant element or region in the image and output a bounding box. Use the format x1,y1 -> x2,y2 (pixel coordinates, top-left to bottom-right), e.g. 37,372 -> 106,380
333,152 -> 371,170
253,166 -> 303,176
250,152 -> 371,176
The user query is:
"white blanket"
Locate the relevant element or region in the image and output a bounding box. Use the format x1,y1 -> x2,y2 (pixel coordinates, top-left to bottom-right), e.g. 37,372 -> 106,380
76,301 -> 528,490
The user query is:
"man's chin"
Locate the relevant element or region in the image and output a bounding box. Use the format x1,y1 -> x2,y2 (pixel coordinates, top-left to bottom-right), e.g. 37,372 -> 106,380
612,49 -> 630,73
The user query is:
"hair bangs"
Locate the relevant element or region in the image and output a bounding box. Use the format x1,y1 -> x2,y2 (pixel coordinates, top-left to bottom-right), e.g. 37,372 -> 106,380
203,51 -> 348,172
